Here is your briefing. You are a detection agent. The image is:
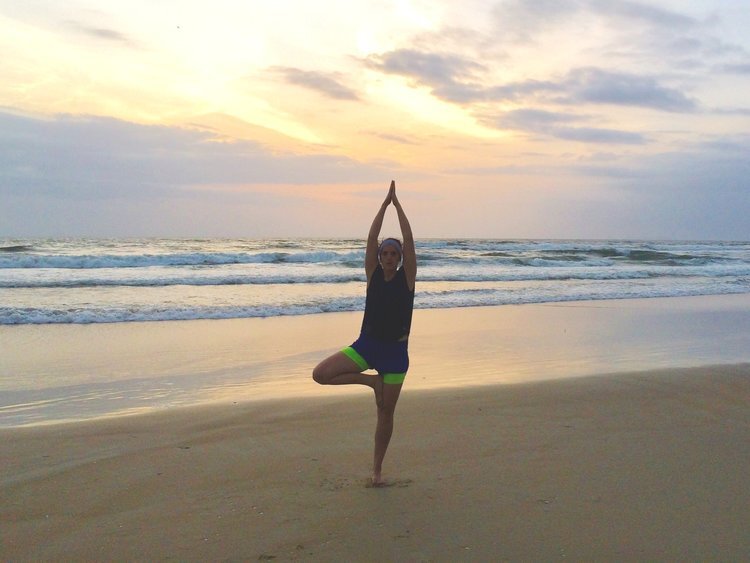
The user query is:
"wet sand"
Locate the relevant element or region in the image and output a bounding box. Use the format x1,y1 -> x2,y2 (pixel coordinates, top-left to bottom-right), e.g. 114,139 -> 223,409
3,293 -> 750,426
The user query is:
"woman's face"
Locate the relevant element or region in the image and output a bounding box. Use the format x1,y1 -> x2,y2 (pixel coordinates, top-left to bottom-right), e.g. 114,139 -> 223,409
380,246 -> 401,270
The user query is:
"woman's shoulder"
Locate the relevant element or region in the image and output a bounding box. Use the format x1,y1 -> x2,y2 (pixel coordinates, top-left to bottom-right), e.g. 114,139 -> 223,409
396,266 -> 411,284
398,265 -> 416,292
368,263 -> 384,284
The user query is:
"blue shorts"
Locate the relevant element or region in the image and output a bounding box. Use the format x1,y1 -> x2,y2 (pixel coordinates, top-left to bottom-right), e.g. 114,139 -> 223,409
341,333 -> 409,385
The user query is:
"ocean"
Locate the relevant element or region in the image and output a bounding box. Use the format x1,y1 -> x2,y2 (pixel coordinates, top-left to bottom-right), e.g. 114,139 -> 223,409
2,238 -> 750,325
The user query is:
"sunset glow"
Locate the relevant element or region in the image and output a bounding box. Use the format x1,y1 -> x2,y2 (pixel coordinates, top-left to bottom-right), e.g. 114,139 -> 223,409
1,1 -> 749,239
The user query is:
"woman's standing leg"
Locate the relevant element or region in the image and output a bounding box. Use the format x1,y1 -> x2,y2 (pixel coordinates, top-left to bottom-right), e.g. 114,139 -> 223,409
372,382 -> 403,486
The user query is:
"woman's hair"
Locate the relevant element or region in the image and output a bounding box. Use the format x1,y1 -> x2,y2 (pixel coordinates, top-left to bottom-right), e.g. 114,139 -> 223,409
378,238 -> 403,258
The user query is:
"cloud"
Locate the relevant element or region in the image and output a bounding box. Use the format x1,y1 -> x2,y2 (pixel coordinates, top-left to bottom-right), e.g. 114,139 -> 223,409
368,132 -> 419,145
587,139 -> 750,189
271,67 -> 360,100
588,0 -> 699,29
712,107 -> 750,116
488,0 -> 748,86
482,108 -> 646,144
479,69 -> 696,113
491,108 -> 577,129
481,80 -> 559,103
0,111 -> 383,201
691,137 -> 750,153
371,48 -> 484,83
368,46 -> 696,115
491,0 -> 582,43
613,146 -> 750,238
441,138 -> 750,240
367,48 -> 535,103
721,62 -> 750,74
366,49 -> 486,102
0,110 -> 397,236
492,0 -> 699,43
553,127 -> 646,144
65,20 -> 134,45
563,68 -> 697,112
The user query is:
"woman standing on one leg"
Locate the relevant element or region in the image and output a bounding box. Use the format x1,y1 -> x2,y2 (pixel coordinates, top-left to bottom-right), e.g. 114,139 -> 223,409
312,180 -> 417,486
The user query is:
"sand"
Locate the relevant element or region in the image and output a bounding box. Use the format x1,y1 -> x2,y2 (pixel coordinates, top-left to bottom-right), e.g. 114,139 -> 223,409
3,296 -> 750,559
2,364 -> 749,561
4,293 -> 750,426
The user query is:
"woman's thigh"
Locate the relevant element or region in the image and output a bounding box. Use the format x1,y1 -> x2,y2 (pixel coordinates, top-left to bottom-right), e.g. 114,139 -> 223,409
313,351 -> 365,383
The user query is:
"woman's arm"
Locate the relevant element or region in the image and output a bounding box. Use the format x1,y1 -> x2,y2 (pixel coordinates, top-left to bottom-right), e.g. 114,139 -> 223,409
365,181 -> 395,281
391,184 -> 417,291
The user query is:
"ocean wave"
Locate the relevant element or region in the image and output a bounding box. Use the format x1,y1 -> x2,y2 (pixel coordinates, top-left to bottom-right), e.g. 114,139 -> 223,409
0,250 -> 364,269
3,238 -> 749,325
2,240 -> 746,271
3,282 -> 748,324
0,273 -> 366,288
0,299 -> 365,324
3,263 -> 750,288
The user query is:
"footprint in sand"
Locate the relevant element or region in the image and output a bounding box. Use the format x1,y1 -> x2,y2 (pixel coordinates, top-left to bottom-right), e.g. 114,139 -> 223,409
320,477 -> 352,491
365,478 -> 413,489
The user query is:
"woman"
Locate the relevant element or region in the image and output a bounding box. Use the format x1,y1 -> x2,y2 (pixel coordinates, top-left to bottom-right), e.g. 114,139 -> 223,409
313,180 -> 416,487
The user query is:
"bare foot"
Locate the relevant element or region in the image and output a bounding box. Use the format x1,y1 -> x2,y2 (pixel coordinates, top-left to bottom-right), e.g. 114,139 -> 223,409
366,477 -> 412,488
367,473 -> 386,488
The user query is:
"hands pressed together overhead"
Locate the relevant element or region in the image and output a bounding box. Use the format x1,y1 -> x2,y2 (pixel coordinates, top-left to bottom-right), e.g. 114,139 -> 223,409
383,180 -> 400,208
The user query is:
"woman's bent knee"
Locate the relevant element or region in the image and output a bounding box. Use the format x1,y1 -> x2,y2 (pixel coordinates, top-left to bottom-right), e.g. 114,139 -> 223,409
312,351 -> 361,385
312,355 -> 339,384
312,363 -> 328,384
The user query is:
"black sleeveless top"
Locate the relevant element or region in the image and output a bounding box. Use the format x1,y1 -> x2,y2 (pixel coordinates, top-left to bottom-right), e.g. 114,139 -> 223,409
361,265 -> 415,341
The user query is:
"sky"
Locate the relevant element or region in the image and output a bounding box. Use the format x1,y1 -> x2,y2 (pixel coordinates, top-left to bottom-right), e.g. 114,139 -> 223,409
1,0 -> 749,240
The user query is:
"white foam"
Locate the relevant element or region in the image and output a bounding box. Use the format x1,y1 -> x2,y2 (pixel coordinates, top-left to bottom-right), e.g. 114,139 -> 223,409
2,238 -> 749,324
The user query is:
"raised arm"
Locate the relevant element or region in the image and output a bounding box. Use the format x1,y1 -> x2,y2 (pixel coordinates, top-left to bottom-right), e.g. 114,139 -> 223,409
365,181 -> 394,281
391,184 -> 417,291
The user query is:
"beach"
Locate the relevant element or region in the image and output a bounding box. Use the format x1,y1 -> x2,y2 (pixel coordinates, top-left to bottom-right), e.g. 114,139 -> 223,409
2,295 -> 750,559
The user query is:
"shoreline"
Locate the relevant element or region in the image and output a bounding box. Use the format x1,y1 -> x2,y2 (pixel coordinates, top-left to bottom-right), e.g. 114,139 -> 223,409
2,364 -> 748,560
3,293 -> 750,427
3,287 -> 750,327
